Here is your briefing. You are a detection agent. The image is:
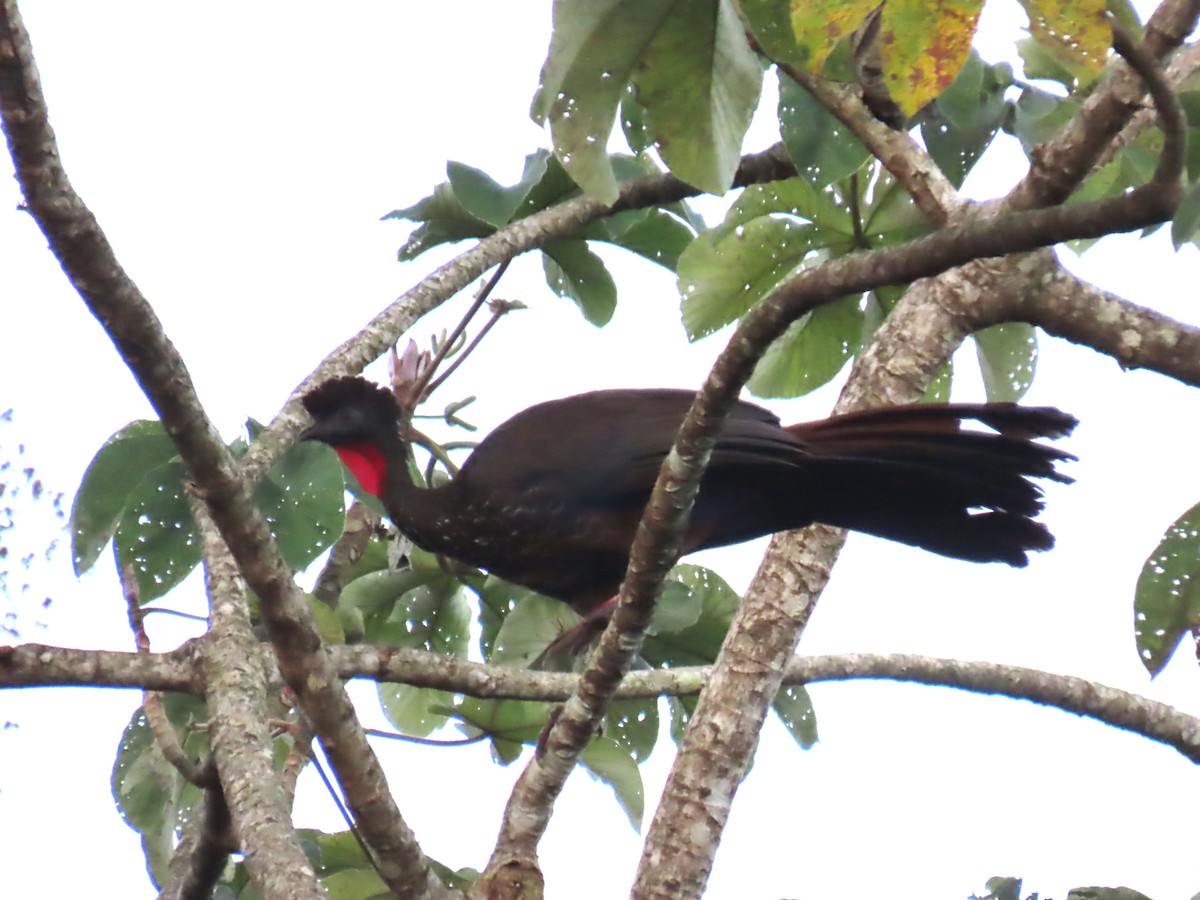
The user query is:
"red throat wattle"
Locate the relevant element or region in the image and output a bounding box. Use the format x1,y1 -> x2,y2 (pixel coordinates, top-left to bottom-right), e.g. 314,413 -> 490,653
333,441 -> 387,497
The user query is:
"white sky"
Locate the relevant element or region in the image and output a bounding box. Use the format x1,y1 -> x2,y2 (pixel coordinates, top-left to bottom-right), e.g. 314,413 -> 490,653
2,2 -> 1200,898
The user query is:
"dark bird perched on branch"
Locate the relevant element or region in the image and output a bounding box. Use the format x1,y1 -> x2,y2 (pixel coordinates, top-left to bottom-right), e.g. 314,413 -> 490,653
300,376 -> 1077,618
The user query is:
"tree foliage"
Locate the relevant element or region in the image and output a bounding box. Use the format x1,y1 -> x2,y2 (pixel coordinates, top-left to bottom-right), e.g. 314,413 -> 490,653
3,0 -> 1200,898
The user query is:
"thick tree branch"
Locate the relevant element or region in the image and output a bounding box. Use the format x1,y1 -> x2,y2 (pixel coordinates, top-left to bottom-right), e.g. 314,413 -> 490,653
1019,269 -> 1200,383
196,511 -> 322,900
0,641 -> 200,691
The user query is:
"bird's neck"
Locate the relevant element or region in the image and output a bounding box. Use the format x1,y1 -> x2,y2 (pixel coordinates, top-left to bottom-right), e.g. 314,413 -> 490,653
338,435 -> 455,555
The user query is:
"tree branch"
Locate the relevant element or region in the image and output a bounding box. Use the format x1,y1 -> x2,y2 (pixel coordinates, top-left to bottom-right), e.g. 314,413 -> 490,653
1005,0 -> 1200,210
0,4 -> 450,895
195,509 -> 322,899
239,145 -> 798,483
0,641 -> 200,691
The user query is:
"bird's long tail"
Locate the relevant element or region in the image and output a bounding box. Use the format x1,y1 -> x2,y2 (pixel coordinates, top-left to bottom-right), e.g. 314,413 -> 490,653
789,402 -> 1078,566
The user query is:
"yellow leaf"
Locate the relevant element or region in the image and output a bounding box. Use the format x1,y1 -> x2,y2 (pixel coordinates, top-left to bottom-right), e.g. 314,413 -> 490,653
788,0 -> 879,70
1020,0 -> 1111,77
880,0 -> 984,117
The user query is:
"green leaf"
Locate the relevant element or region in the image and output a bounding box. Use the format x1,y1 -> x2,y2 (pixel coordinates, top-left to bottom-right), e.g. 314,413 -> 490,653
678,216 -> 830,340
777,74 -> 871,187
746,294 -> 862,399
372,577 -> 471,736
1171,181 -> 1200,249
71,420 -> 178,575
667,694 -> 696,744
533,0 -> 759,200
772,684 -> 819,749
605,697 -> 660,764
383,180 -> 493,261
921,360 -> 954,403
255,440 -> 345,571
973,322 -> 1037,402
1134,501 -> 1200,676
319,869 -> 390,900
532,0 -> 678,202
647,578 -> 703,634
112,695 -> 209,885
114,459 -> 201,603
542,240 -> 619,326
490,591 -> 582,666
1010,87 -> 1079,155
583,206 -> 698,271
581,734 -> 645,830
455,695 -> 554,763
631,0 -> 762,196
447,152 -> 552,228
308,593 -> 346,645
620,83 -> 653,153
920,53 -> 1010,188
641,564 -> 740,667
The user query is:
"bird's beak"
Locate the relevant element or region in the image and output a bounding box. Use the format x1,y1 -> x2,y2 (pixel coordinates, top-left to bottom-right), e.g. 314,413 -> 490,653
298,421 -> 326,444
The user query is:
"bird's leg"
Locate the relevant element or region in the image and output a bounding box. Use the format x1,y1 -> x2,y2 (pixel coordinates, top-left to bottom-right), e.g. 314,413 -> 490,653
532,596 -> 619,671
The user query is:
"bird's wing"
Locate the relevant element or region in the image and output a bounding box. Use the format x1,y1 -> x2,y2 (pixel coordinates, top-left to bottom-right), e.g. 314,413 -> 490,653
455,388 -> 809,503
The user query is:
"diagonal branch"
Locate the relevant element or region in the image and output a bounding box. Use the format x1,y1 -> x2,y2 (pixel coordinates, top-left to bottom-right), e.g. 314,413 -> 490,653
195,507 -> 321,899
239,145 -> 797,483
0,4 -> 451,896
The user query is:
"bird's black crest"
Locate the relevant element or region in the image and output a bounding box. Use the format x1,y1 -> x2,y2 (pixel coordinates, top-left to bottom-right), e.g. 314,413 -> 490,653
301,376 -> 400,424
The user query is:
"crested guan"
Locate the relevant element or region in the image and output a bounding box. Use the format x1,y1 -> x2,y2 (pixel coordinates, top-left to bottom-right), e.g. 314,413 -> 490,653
299,376 -> 1077,616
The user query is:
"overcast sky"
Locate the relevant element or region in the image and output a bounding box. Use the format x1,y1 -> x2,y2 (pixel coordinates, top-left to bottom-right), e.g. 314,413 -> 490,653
3,2 -> 1200,898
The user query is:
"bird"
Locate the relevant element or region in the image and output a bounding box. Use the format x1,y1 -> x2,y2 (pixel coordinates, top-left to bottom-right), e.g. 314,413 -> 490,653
299,376 -> 1077,621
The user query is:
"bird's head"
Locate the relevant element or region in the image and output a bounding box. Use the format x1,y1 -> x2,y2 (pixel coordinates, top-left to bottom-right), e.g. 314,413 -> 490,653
300,376 -> 403,496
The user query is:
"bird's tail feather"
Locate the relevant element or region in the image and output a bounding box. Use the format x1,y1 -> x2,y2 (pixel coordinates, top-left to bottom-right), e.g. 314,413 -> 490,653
788,403 -> 1078,566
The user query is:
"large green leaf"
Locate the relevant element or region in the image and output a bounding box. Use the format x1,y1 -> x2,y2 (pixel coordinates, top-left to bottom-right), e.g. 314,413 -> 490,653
1134,502 -> 1200,676
605,697 -> 660,765
532,0 -> 678,201
581,206 -> 697,271
973,322 -> 1037,402
490,591 -> 582,666
581,735 -> 645,830
630,0 -> 762,196
533,0 -> 759,201
255,440 -> 345,570
113,459 -> 201,603
383,180 -> 493,261
678,218 -> 830,339
70,420 -> 178,575
772,684 -> 818,750
920,53 -> 1011,188
640,564 -> 739,666
777,74 -> 871,188
746,294 -> 862,399
112,695 -> 209,886
447,153 -> 551,228
342,570 -> 471,736
542,239 -> 619,326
